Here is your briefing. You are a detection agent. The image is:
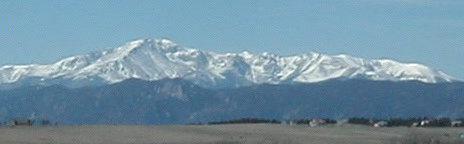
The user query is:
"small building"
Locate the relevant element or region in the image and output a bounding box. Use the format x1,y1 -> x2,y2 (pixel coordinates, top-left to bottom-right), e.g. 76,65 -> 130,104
373,121 -> 388,127
420,120 -> 430,127
309,119 -> 327,127
451,121 -> 463,127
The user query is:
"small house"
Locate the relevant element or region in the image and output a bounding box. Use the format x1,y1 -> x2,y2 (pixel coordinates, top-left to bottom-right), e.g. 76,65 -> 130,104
373,121 -> 388,127
309,119 -> 327,127
451,121 -> 462,127
420,120 -> 430,127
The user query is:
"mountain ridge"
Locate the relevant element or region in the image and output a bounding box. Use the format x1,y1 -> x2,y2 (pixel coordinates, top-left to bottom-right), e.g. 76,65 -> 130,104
0,38 -> 457,89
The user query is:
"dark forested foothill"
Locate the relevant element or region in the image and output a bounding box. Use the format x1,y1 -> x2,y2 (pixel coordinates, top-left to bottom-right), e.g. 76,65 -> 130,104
0,79 -> 463,125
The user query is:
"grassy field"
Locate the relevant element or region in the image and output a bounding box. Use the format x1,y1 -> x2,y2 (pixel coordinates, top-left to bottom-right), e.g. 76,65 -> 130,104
0,124 -> 463,144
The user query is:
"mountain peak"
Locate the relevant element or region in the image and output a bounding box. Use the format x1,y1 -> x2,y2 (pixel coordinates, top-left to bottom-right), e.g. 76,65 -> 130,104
121,38 -> 179,51
155,38 -> 178,49
0,38 -> 458,88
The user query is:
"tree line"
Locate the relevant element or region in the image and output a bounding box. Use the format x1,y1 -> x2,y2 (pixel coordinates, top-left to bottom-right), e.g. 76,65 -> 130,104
200,117 -> 464,127
0,118 -> 56,126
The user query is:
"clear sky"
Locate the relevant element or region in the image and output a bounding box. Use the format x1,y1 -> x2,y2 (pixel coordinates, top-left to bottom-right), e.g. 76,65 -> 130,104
1,0 -> 463,79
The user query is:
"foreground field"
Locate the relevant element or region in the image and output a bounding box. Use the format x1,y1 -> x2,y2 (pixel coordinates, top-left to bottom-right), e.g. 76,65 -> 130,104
0,124 -> 463,144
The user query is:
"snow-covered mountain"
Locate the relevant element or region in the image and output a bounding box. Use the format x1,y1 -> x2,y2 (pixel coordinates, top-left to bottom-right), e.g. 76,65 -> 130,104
0,38 -> 457,88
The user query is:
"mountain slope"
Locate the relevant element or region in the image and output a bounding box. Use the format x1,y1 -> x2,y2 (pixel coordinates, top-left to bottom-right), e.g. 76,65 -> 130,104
0,38 -> 457,88
0,79 -> 462,124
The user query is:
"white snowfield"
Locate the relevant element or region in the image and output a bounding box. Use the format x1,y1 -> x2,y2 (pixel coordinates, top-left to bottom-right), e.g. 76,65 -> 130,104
0,38 -> 457,88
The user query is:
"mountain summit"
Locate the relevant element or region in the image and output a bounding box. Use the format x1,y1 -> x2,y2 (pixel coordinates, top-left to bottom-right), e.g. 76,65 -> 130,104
0,38 -> 457,88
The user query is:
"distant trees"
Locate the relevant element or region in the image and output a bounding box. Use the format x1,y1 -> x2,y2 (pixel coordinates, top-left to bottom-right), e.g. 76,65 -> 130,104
427,118 -> 452,127
201,117 -> 464,128
384,118 -> 456,127
207,118 -> 340,125
1,117 -> 460,128
385,118 -> 422,127
295,118 -> 336,125
208,118 -> 280,125
348,117 -> 374,125
346,117 -> 460,127
0,118 -> 54,127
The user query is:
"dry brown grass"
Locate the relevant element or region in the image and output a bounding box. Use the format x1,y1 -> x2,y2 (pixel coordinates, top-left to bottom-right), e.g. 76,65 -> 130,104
387,130 -> 464,144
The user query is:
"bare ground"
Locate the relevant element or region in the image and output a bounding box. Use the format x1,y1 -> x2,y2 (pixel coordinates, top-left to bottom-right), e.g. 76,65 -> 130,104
0,124 -> 463,144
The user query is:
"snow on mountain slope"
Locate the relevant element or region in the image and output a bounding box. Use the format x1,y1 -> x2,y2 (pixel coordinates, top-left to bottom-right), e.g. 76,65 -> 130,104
0,38 -> 457,88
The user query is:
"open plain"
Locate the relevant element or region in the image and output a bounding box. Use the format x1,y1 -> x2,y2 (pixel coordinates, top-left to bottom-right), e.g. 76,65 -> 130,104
0,124 -> 463,144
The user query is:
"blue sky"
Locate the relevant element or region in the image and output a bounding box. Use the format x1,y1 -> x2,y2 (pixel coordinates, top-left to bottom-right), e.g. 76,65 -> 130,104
1,0 -> 463,79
